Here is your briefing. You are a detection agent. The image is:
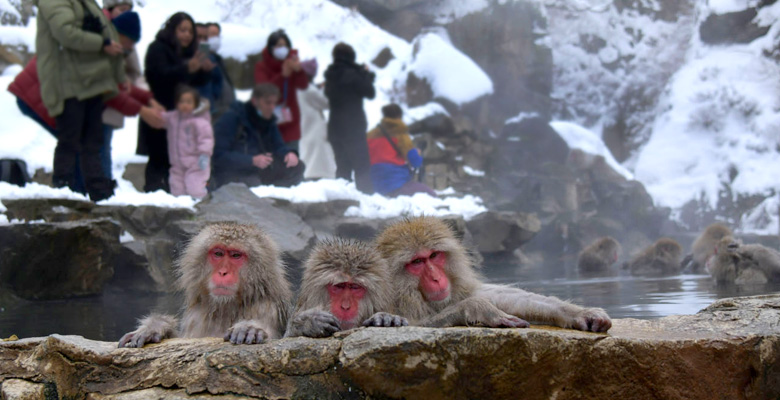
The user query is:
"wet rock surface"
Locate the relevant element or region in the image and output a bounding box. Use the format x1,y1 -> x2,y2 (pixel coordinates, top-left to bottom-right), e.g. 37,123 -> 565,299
0,294 -> 778,399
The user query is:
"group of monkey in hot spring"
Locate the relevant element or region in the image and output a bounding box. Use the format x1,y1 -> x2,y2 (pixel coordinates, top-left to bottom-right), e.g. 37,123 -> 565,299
118,217 -> 779,347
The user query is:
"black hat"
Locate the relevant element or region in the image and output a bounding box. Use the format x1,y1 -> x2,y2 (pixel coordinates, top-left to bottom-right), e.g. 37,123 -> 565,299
112,11 -> 141,43
332,42 -> 355,63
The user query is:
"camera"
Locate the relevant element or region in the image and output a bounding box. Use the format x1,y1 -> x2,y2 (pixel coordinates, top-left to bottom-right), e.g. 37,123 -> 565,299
82,13 -> 104,34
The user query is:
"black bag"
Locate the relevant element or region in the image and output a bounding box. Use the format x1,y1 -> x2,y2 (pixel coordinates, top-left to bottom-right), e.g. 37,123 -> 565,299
78,0 -> 104,34
0,158 -> 32,187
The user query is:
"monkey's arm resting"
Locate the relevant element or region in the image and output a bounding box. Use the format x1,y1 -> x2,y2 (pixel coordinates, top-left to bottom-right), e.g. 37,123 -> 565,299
225,319 -> 278,344
118,314 -> 178,348
363,312 -> 408,328
284,308 -> 341,338
478,284 -> 612,333
418,297 -> 529,329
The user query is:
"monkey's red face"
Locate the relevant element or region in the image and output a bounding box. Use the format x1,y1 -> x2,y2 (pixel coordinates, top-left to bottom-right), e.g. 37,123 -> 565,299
327,281 -> 366,329
208,246 -> 247,297
405,249 -> 450,302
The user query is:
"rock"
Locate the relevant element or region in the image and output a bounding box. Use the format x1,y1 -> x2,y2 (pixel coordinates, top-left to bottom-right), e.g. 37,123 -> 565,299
196,183 -> 316,263
222,52 -> 264,90
0,379 -> 50,400
1,294 -> 779,399
466,211 -> 541,254
408,112 -> 455,137
2,198 -> 96,222
97,206 -> 196,238
109,241 -> 159,292
700,8 -> 770,45
335,217 -> 381,241
120,163 -> 145,192
0,219 -> 121,300
406,71 -> 434,108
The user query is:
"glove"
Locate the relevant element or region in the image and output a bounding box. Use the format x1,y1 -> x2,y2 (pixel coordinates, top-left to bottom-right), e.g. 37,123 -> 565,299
198,155 -> 209,171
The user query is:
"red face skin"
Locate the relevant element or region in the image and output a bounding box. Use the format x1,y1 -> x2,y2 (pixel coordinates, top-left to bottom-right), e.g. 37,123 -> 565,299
328,281 -> 366,329
208,246 -> 247,297
405,249 -> 450,302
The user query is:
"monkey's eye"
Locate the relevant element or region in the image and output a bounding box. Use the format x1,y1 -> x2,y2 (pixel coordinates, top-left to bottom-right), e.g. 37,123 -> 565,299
212,250 -> 225,258
334,283 -> 349,290
411,258 -> 424,265
349,283 -> 363,291
430,252 -> 440,259
229,251 -> 243,259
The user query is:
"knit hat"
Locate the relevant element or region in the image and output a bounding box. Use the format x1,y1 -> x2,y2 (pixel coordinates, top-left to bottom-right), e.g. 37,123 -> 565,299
112,11 -> 141,43
301,58 -> 318,77
332,42 -> 356,63
103,0 -> 134,9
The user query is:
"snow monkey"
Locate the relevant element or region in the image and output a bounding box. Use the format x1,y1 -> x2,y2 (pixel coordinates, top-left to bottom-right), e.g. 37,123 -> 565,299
577,237 -> 621,272
119,222 -> 292,347
285,238 -> 407,338
706,236 -> 780,284
626,238 -> 683,276
375,216 -> 612,332
685,223 -> 732,273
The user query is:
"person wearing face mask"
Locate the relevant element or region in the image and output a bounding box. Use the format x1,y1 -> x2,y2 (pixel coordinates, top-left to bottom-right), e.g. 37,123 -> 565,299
253,29 -> 308,151
212,83 -> 305,188
137,12 -> 214,193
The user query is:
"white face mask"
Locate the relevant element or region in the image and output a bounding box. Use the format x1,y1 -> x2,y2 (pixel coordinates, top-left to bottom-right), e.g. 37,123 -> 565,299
207,36 -> 221,53
273,46 -> 289,60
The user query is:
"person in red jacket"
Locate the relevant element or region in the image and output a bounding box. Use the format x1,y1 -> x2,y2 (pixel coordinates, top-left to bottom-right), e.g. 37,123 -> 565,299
253,29 -> 308,150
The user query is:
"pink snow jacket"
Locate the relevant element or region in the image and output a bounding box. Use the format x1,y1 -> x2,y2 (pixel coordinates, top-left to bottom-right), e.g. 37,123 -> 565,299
164,100 -> 214,169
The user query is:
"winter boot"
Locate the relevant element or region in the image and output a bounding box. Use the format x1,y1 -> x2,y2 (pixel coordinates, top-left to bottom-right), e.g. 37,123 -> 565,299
86,177 -> 115,202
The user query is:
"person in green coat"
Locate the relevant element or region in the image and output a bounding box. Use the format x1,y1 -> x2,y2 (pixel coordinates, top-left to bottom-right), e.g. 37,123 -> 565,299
34,0 -> 126,201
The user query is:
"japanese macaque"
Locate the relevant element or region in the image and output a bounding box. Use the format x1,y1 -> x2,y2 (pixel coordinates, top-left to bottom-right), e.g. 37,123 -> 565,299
626,238 -> 683,276
706,236 -> 780,284
684,223 -> 732,273
119,222 -> 292,347
374,216 -> 611,332
578,237 -> 621,272
285,239 -> 407,338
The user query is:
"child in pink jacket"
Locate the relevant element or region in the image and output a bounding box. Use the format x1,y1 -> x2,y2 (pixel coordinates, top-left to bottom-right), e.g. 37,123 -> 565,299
164,86 -> 214,198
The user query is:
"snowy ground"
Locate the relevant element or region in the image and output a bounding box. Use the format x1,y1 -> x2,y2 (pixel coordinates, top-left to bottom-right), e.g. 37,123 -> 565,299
0,0 -> 491,222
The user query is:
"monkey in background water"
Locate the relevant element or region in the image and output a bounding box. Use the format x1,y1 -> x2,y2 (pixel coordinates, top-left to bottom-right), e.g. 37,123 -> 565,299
285,238 -> 407,338
119,222 -> 292,347
375,216 -> 611,332
578,237 -> 621,272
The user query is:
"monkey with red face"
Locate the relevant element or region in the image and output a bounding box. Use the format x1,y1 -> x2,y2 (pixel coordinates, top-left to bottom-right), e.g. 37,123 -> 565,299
285,239 -> 407,338
375,216 -> 612,332
118,222 -> 292,347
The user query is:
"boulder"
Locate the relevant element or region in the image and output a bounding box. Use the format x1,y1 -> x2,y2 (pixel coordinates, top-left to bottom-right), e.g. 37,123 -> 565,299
1,294 -> 779,399
700,8 -> 770,45
196,184 -> 316,263
466,211 -> 541,254
2,198 -> 96,223
0,219 -> 121,300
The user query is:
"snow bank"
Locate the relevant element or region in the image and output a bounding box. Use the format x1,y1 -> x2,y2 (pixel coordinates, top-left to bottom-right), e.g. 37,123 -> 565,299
551,121 -> 634,180
406,32 -> 493,105
252,179 -> 487,220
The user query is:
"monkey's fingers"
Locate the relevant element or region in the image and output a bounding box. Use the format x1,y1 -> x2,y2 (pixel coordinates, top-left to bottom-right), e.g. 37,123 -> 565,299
316,313 -> 341,330
118,333 -> 134,348
587,317 -> 612,333
499,317 -> 530,329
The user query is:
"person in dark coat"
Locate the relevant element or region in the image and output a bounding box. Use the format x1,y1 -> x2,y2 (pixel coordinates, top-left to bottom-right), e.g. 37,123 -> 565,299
212,83 -> 304,188
253,29 -> 308,150
137,12 -> 213,193
324,42 -> 375,194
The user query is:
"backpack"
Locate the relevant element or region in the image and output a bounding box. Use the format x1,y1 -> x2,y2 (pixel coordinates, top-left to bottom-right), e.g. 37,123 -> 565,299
0,159 -> 32,186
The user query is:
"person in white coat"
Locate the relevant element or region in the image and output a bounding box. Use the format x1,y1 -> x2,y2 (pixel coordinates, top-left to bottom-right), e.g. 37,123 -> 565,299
298,59 -> 337,179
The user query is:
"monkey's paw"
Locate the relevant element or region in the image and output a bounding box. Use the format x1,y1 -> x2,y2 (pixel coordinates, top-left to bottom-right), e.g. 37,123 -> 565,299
572,308 -> 612,333
224,320 -> 269,344
363,312 -> 408,327
118,328 -> 164,348
289,309 -> 341,338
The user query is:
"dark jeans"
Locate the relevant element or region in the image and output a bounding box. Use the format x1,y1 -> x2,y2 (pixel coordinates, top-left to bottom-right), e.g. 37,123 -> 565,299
216,158 -> 305,189
53,97 -> 105,188
138,120 -> 170,193
330,136 -> 373,194
101,125 -> 113,180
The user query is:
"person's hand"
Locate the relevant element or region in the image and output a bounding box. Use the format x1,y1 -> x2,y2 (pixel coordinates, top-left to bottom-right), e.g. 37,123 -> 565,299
284,152 -> 299,168
289,56 -> 302,72
103,41 -> 123,56
149,98 -> 165,112
198,155 -> 209,171
252,154 -> 273,169
139,106 -> 165,129
281,59 -> 293,77
188,55 -> 203,73
201,57 -> 215,72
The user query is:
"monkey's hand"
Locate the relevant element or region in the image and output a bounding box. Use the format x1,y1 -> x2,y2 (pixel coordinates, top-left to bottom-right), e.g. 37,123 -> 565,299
225,320 -> 269,344
286,309 -> 341,338
363,312 -> 408,328
118,327 -> 168,348
571,307 -> 611,333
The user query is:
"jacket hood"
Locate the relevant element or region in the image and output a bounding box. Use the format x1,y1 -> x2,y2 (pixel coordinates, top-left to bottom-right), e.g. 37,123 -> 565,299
180,99 -> 211,123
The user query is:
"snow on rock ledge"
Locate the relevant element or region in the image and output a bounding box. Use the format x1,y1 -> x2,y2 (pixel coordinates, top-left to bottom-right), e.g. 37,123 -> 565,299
1,295 -> 779,399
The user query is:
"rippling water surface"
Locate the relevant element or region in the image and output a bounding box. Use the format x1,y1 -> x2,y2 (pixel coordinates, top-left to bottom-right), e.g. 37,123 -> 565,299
1,259 -> 779,341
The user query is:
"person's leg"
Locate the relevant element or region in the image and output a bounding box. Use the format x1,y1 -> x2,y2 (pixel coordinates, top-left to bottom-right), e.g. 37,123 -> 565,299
141,122 -> 171,193
100,125 -> 114,180
330,138 -> 352,181
183,165 -> 210,198
168,165 -> 186,196
53,98 -> 85,189
80,97 -> 112,201
259,158 -> 304,188
349,132 -> 374,194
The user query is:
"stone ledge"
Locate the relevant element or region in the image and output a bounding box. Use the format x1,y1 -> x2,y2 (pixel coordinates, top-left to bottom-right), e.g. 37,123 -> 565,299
1,294 -> 779,400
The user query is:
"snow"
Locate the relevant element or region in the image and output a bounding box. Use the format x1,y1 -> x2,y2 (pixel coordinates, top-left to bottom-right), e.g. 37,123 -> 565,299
406,32 -> 493,105
463,166 -> 485,177
119,231 -> 134,243
0,0 -> 489,219
252,179 -> 487,220
551,121 -> 634,180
